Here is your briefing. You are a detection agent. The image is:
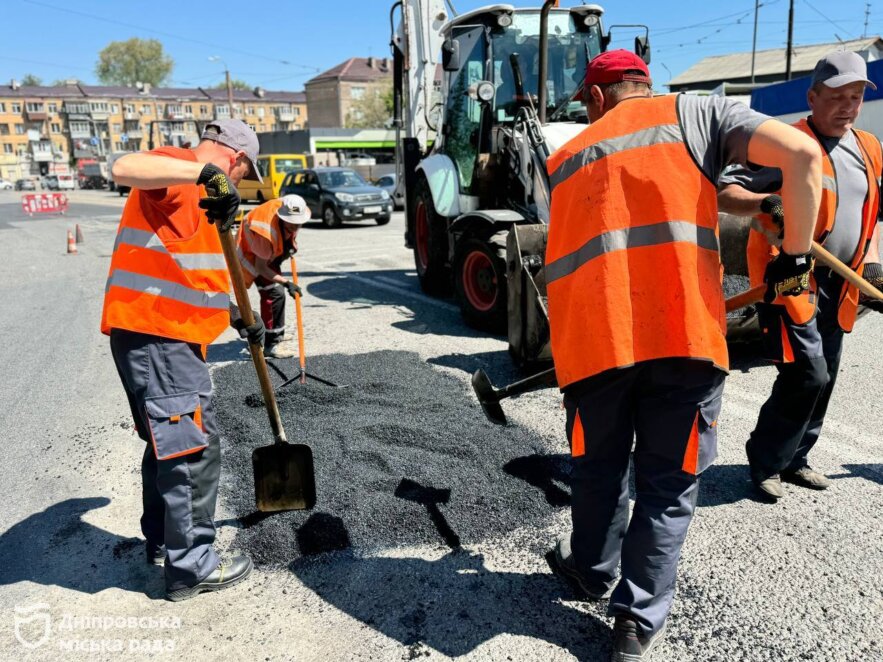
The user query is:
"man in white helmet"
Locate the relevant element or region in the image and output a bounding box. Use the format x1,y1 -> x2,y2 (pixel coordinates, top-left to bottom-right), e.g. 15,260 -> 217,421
236,194 -> 311,358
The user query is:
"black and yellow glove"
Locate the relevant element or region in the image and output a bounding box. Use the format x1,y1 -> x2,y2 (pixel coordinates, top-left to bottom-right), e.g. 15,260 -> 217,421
860,263 -> 883,312
760,194 -> 784,229
197,164 -> 240,233
764,251 -> 814,303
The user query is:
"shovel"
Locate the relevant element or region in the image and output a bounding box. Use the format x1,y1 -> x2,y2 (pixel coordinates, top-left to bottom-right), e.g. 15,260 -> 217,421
277,257 -> 344,390
216,222 -> 316,512
471,285 -> 775,426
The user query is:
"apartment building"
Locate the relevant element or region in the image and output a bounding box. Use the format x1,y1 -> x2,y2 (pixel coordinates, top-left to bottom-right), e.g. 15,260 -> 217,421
305,57 -> 393,128
0,80 -> 307,181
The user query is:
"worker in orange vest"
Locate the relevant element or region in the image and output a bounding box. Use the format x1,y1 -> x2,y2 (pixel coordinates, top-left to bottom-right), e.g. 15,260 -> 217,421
102,120 -> 264,602
544,50 -> 821,661
236,194 -> 311,358
719,52 -> 883,499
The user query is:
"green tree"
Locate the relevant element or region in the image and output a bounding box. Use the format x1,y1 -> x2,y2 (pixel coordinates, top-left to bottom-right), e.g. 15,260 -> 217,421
95,38 -> 173,86
51,78 -> 81,86
212,79 -> 252,91
346,82 -> 394,128
21,73 -> 42,86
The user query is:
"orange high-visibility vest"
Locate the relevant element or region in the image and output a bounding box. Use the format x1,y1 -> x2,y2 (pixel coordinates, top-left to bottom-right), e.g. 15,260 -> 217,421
100,150 -> 230,345
546,94 -> 727,388
746,119 -> 882,331
236,198 -> 284,288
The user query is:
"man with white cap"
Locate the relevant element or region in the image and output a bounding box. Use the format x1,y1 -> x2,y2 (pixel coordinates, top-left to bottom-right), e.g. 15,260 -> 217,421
237,194 -> 311,358
719,51 -> 883,499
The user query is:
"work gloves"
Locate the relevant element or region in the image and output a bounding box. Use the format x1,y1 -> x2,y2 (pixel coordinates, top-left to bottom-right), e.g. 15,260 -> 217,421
860,262 -> 883,312
760,194 -> 785,229
764,251 -> 814,303
198,164 -> 240,233
230,305 -> 266,346
283,280 -> 303,299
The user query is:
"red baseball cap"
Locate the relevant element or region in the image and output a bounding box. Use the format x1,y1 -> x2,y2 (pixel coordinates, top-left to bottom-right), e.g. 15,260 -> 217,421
586,49 -> 652,86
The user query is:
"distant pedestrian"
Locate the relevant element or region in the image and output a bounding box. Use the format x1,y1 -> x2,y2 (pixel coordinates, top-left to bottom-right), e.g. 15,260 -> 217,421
545,50 -> 821,661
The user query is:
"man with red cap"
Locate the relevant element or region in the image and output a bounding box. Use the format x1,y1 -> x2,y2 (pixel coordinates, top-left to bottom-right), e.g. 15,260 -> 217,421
545,50 -> 822,660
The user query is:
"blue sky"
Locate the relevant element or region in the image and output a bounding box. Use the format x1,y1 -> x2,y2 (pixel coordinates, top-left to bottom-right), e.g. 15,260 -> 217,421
2,0 -> 878,90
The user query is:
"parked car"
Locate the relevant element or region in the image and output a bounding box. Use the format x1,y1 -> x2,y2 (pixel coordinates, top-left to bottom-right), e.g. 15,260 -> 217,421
15,179 -> 36,191
43,175 -> 59,190
79,174 -> 106,190
374,173 -> 404,209
280,167 -> 393,228
56,174 -> 75,190
0,178 -> 13,190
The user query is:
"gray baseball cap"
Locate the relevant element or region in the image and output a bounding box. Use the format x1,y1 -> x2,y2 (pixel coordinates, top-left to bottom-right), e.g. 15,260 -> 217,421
811,51 -> 877,91
200,119 -> 263,182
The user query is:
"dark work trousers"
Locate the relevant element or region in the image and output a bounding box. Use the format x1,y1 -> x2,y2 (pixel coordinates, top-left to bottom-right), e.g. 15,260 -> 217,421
747,268 -> 846,479
563,358 -> 725,637
109,329 -> 221,591
256,276 -> 286,349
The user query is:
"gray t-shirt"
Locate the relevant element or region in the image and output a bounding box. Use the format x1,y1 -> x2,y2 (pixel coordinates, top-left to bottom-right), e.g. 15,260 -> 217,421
676,94 -> 771,183
719,124 -> 883,263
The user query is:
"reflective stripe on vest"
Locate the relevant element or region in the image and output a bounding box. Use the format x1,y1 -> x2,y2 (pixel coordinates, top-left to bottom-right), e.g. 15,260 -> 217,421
746,121 -> 883,331
546,94 -> 727,388
106,269 -> 229,310
114,227 -> 228,271
237,199 -> 285,288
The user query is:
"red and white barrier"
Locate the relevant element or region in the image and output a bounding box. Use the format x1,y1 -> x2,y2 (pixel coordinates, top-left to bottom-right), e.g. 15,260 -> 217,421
21,193 -> 69,216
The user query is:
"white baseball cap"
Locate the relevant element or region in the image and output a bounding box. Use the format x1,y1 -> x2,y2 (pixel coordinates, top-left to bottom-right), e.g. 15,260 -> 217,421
277,194 -> 311,225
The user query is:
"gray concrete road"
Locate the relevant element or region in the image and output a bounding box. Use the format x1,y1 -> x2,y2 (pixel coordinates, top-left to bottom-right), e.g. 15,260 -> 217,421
0,189 -> 880,661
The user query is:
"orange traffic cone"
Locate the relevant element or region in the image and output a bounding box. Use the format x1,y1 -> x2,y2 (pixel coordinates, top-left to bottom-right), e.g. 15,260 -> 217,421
75,223 -> 84,243
66,230 -> 78,255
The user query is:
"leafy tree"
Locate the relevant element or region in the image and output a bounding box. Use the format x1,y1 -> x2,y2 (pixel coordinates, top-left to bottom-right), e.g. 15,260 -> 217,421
21,73 -> 42,86
346,82 -> 394,128
52,78 -> 81,86
212,79 -> 252,91
95,38 -> 173,86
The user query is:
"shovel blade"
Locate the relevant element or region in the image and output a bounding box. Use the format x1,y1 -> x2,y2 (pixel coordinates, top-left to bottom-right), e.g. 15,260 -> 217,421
471,369 -> 508,426
252,442 -> 316,512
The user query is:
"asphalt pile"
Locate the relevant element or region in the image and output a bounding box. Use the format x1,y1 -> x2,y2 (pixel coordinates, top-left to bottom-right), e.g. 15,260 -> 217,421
723,274 -> 752,317
213,350 -> 570,567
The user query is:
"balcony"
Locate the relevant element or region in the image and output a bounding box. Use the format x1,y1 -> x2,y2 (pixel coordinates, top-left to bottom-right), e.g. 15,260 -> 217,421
62,104 -> 90,120
124,112 -> 141,121
90,110 -> 110,121
25,109 -> 48,122
276,110 -> 296,122
125,128 -> 143,139
31,142 -> 53,162
69,127 -> 91,139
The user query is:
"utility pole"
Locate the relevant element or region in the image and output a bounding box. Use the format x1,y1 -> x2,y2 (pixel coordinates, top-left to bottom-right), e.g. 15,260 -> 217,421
225,69 -> 235,119
863,3 -> 871,38
751,0 -> 760,83
786,0 -> 795,81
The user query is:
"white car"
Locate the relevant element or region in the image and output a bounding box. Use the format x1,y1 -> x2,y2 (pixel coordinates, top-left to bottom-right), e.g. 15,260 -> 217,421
0,178 -> 13,190
56,174 -> 75,190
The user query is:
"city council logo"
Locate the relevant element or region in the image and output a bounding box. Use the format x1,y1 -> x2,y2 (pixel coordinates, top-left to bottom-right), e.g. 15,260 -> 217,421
14,603 -> 51,649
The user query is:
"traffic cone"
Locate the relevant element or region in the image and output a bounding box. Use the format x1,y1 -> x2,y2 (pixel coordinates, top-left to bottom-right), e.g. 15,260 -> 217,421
66,230 -> 78,255
75,223 -> 84,243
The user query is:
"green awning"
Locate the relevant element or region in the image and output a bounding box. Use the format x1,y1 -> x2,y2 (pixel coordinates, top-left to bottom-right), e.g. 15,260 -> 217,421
315,140 -> 397,149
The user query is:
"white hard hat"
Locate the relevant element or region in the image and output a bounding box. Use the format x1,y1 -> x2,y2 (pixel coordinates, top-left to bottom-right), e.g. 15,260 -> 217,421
277,194 -> 311,225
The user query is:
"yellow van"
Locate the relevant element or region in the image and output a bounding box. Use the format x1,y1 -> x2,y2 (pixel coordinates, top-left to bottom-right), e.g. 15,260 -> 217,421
238,154 -> 308,202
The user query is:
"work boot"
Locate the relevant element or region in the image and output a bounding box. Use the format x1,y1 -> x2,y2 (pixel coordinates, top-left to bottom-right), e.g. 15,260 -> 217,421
782,466 -> 831,490
611,617 -> 666,662
282,332 -> 294,342
752,473 -> 784,499
165,554 -> 253,602
265,342 -> 297,359
145,542 -> 166,567
547,536 -> 613,601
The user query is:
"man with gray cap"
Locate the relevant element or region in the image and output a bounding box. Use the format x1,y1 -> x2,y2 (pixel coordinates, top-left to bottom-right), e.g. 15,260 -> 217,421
103,119 -> 264,600
719,51 -> 883,500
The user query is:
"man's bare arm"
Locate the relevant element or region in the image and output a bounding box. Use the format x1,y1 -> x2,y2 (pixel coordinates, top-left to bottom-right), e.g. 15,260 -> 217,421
746,119 -> 821,255
717,183 -> 767,216
864,223 -> 881,264
112,153 -> 204,190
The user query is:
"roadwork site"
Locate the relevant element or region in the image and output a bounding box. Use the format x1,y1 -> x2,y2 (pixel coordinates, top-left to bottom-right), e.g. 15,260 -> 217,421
1,191 -> 881,661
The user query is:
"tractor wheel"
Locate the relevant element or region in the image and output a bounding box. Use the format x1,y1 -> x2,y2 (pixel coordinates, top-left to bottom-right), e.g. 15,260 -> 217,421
411,177 -> 450,295
453,233 -> 508,334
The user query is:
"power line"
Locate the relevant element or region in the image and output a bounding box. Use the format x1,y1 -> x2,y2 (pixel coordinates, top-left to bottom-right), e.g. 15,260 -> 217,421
800,0 -> 856,36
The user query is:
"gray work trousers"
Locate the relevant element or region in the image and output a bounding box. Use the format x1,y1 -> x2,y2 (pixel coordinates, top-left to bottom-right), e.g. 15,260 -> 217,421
747,268 -> 845,479
563,359 -> 725,637
110,329 -> 221,591
256,278 -> 286,348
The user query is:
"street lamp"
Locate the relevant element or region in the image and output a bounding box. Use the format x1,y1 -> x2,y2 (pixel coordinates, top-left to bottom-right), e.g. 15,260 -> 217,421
208,55 -> 236,119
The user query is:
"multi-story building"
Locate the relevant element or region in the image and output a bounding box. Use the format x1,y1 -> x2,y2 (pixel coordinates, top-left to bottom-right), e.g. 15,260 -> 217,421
0,80 -> 307,181
305,57 -> 393,128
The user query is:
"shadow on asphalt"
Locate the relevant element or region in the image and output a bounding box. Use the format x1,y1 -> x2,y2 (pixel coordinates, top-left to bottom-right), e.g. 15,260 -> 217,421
504,454 -> 572,507
289,544 -> 612,660
829,463 -> 883,486
206,338 -> 250,363
300,269 -> 485,339
0,497 -> 163,598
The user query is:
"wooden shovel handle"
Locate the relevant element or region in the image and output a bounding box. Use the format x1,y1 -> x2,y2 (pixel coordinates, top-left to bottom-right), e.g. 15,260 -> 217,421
725,285 -> 766,312
291,258 -> 307,381
217,226 -> 287,444
812,240 -> 883,302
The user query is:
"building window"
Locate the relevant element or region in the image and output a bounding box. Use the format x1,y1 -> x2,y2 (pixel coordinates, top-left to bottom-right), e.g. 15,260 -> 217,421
248,123 -> 256,132
0,124 -> 8,135
216,104 -> 230,117
156,104 -> 164,114
12,103 -> 21,113
14,124 -> 25,134
141,104 -> 150,114
51,123 -> 61,133
3,144 -> 11,154
112,123 -> 122,132
70,121 -> 89,133
247,106 -> 255,115
26,102 -> 44,112
89,102 -> 109,112
185,105 -> 192,114
199,104 -> 208,116
124,104 -> 135,113
111,104 -> 119,113
257,107 -> 265,118
293,107 -> 301,116
351,86 -> 366,100
48,102 -> 57,113
0,103 -> 5,112
115,142 -> 125,151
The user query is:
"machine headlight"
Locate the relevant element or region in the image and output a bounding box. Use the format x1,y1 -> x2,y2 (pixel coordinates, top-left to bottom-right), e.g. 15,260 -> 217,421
380,190 -> 390,200
335,192 -> 355,203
